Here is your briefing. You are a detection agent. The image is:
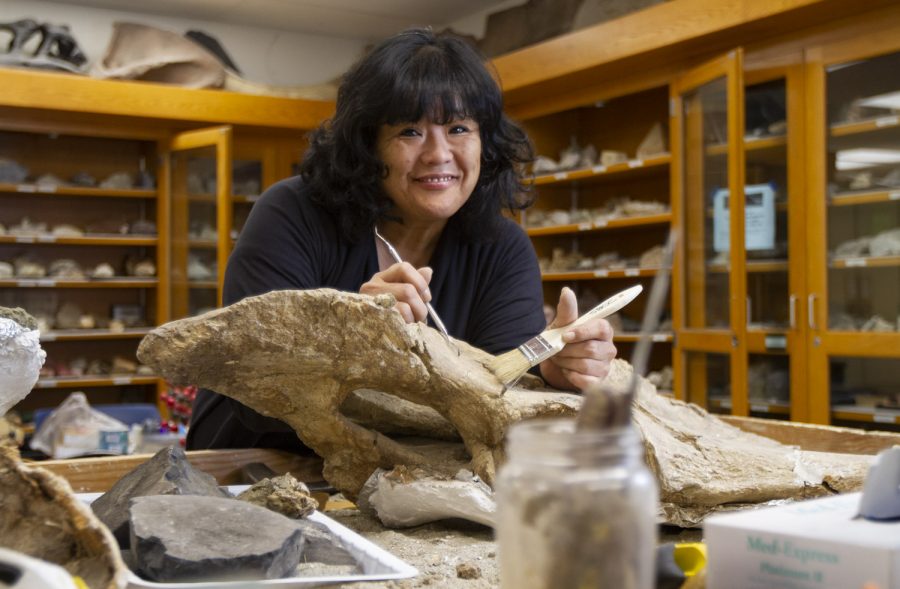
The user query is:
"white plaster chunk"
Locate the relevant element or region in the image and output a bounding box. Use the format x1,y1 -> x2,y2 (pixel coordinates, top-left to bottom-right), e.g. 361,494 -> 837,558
0,318 -> 46,416
359,467 -> 495,528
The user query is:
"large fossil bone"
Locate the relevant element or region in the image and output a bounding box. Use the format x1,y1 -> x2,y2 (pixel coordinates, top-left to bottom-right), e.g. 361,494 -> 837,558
138,289 -> 871,521
138,289 -> 580,497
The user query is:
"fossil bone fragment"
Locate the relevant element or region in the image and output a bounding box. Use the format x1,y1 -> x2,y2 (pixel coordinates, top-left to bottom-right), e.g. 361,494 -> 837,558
139,289 -> 872,523
0,443 -> 128,589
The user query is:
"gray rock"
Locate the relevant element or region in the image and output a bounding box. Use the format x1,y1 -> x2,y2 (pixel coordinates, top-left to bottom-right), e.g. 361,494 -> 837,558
130,495 -> 305,582
91,446 -> 230,547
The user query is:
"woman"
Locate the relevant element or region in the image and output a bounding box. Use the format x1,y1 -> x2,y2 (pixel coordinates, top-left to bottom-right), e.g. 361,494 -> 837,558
187,28 -> 616,451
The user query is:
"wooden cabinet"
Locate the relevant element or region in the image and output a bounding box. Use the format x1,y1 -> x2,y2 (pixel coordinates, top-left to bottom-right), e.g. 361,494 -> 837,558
518,86 -> 675,386
804,32 -> 900,429
500,0 -> 900,430
0,69 -> 331,418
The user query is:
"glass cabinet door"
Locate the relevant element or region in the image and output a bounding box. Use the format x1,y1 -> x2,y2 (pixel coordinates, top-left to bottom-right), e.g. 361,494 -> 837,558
161,126 -> 232,321
807,42 -> 900,429
742,70 -> 802,421
672,50 -> 748,414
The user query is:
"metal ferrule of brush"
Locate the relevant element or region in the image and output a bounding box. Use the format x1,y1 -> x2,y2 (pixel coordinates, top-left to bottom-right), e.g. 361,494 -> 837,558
518,335 -> 560,366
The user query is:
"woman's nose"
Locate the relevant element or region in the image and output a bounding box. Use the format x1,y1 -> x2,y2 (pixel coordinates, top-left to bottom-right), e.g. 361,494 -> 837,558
421,129 -> 452,163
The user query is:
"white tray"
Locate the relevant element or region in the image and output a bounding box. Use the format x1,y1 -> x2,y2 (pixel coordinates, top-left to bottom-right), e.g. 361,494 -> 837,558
78,489 -> 418,588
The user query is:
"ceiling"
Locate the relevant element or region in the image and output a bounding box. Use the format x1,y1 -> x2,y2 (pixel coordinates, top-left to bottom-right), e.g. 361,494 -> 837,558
45,0 -> 516,40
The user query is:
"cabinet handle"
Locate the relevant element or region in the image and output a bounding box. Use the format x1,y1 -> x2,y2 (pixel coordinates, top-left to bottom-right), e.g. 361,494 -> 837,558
807,294 -> 817,330
746,296 -> 752,326
789,294 -> 797,330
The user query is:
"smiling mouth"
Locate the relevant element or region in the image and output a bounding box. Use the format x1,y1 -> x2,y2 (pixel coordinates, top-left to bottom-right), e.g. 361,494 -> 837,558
415,175 -> 457,183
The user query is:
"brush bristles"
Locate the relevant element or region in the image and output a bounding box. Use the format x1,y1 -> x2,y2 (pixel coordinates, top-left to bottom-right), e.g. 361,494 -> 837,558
488,348 -> 534,385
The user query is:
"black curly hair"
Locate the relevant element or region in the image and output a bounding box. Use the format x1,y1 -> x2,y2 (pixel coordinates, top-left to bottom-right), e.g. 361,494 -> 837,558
299,28 -> 535,242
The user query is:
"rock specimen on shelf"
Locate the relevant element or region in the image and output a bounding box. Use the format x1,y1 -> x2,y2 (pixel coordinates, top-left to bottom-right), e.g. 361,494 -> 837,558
99,172 -> 133,189
91,445 -> 230,547
869,227 -> 900,257
237,472 -> 318,519
0,308 -> 44,415
70,171 -> 97,187
0,443 -> 128,589
49,258 -> 86,280
9,217 -> 47,236
13,257 -> 46,278
139,289 -> 873,525
91,262 -> 116,279
0,157 -> 28,183
130,495 -> 305,582
636,122 -> 666,158
35,173 -> 67,188
51,223 -> 85,237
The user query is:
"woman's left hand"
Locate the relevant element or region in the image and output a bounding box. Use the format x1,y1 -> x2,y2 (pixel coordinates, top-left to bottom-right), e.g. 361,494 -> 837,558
539,287 -> 617,391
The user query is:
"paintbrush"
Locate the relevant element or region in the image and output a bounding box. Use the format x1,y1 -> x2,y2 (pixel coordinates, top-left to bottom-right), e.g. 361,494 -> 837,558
488,284 -> 643,386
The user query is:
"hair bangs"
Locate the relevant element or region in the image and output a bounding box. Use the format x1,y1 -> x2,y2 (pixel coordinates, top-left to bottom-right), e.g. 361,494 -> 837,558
380,46 -> 494,127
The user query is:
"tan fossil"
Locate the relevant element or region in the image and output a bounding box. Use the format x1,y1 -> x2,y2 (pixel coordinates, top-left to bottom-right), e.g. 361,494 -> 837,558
138,288 -> 872,523
0,442 -> 128,589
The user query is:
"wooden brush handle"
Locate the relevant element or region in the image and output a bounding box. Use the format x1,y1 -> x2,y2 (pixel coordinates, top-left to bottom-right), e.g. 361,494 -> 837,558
540,284 -> 643,348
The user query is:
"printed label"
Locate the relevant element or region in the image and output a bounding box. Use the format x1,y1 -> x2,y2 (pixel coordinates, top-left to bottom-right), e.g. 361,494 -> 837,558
844,258 -> 867,267
625,268 -> 640,276
875,115 -> 899,127
591,165 -> 607,174
593,269 -> 609,278
553,172 -> 568,181
627,159 -> 644,168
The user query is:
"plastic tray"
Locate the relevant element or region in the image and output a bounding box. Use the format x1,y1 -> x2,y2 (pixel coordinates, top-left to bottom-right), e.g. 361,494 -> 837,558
78,489 -> 418,588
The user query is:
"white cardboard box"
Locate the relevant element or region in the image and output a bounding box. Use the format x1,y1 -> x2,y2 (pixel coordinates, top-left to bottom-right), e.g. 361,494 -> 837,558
705,492 -> 900,589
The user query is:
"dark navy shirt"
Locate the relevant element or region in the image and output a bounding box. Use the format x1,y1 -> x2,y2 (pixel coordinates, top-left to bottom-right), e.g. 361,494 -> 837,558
187,176 -> 544,452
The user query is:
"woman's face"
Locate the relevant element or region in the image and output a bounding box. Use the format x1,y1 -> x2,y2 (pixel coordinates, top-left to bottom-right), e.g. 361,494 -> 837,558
376,116 -> 481,226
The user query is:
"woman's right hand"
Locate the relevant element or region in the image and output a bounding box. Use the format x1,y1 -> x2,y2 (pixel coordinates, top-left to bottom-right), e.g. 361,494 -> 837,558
360,263 -> 434,323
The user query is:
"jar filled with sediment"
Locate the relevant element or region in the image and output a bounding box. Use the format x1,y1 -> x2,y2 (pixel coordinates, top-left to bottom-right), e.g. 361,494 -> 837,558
496,419 -> 658,589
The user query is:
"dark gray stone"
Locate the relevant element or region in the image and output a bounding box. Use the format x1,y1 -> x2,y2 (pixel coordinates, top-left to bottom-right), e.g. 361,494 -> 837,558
130,495 -> 305,582
91,446 -> 230,547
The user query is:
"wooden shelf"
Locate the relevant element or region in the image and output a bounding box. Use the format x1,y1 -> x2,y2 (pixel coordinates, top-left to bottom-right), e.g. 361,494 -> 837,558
0,278 -> 158,288
708,259 -> 789,273
0,68 -> 334,132
706,134 -> 787,156
830,255 -> 900,269
830,188 -> 900,206
615,332 -> 674,343
0,234 -> 157,246
832,405 -> 900,425
526,212 -> 671,236
532,153 -> 670,187
542,267 -> 662,281
40,327 -> 152,342
830,114 -> 900,137
188,280 -> 218,289
188,193 -> 261,204
34,375 -> 159,389
0,182 -> 155,199
709,396 -> 790,415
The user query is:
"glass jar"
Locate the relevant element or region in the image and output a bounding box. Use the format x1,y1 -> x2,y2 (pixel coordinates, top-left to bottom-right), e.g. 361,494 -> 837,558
496,419 -> 658,589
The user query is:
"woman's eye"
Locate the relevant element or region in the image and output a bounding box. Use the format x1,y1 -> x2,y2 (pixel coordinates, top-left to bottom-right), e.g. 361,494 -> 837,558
449,124 -> 469,134
398,127 -> 420,137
